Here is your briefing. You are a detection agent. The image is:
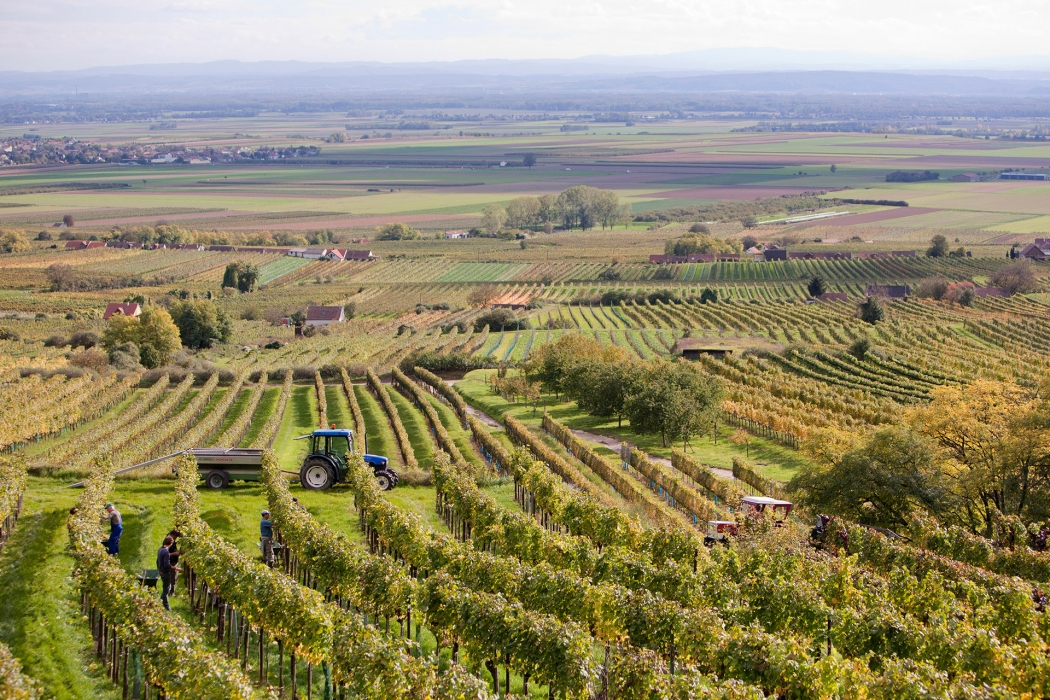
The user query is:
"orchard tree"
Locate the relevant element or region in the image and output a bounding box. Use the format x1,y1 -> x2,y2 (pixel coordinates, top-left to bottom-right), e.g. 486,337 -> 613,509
790,426 -> 945,528
481,204 -> 507,235
102,307 -> 181,368
377,222 -> 420,240
926,234 -> 948,257
169,299 -> 232,349
909,380 -> 1050,534
0,229 -> 30,253
624,360 -> 722,448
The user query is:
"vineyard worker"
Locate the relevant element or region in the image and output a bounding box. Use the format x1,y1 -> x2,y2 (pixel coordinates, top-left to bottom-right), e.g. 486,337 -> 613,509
260,510 -> 274,567
157,536 -> 180,611
166,530 -> 182,596
102,503 -> 122,556
292,497 -> 307,512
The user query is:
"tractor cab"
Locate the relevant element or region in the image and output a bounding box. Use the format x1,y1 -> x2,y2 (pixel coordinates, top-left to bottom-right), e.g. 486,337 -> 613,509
739,495 -> 794,525
294,427 -> 397,491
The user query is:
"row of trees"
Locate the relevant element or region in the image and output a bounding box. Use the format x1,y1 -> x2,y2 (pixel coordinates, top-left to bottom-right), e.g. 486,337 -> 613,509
480,186 -> 631,234
522,334 -> 723,448
793,379 -> 1050,534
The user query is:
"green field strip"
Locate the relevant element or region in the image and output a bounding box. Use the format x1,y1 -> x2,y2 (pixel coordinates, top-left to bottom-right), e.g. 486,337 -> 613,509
273,385 -> 319,469
512,329 -> 536,361
388,388 -> 435,468
239,386 -> 280,447
207,388 -> 252,446
0,487 -> 121,699
353,384 -> 400,465
479,329 -> 504,357
421,392 -> 485,470
258,256 -> 312,285
190,387 -> 227,430
323,384 -> 351,429
500,330 -> 521,361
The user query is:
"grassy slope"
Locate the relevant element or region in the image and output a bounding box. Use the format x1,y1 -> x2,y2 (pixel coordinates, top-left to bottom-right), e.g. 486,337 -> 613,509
273,385 -> 318,470
0,483 -> 118,700
420,392 -> 485,470
353,385 -> 399,466
454,369 -> 809,483
207,388 -> 250,446
239,386 -> 279,447
388,389 -> 435,469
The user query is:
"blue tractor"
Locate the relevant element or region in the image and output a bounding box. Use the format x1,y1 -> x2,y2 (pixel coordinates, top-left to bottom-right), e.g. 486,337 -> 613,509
295,428 -> 397,491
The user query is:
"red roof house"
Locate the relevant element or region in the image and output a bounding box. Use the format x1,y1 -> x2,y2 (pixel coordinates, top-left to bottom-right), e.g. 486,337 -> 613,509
103,303 -> 142,320
305,306 -> 345,326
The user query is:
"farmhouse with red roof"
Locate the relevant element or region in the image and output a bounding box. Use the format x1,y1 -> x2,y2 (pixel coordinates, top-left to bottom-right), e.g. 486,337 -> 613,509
103,303 -> 141,320
305,305 -> 345,326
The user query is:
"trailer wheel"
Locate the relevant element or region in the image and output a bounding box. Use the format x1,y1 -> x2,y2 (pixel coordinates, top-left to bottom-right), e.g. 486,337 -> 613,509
301,458 -> 335,490
375,471 -> 394,491
205,470 -> 229,489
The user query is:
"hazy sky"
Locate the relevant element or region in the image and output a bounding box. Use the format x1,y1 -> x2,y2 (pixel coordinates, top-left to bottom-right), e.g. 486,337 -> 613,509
4,0 -> 1050,71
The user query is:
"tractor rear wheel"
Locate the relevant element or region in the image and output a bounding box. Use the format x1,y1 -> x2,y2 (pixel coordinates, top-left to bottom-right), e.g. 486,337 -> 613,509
205,470 -> 229,489
300,458 -> 335,490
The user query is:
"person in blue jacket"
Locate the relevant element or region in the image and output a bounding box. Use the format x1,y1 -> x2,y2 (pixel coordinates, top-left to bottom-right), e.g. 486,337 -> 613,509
103,503 -> 122,555
260,510 -> 274,567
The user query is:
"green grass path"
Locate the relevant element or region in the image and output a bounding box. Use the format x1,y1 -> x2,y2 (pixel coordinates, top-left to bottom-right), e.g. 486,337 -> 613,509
388,389 -> 435,469
0,485 -> 118,700
208,388 -> 250,446
353,385 -> 399,466
239,386 -> 279,447
273,385 -> 318,470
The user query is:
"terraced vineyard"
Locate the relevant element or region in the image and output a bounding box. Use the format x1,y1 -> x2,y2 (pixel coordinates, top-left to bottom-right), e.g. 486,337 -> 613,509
5,231 -> 1050,699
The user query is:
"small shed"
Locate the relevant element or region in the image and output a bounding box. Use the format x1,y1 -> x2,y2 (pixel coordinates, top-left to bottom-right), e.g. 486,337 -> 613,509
952,173 -> 980,182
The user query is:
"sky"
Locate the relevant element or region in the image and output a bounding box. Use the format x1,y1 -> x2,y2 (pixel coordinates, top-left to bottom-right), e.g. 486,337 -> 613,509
4,0 -> 1050,72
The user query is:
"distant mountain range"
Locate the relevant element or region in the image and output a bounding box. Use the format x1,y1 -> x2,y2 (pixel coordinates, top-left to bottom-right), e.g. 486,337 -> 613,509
5,50 -> 1050,97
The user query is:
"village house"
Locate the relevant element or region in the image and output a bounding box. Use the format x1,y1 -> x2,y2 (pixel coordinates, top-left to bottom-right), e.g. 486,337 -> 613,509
1020,239 -> 1050,260
305,306 -> 345,326
103,302 -> 141,320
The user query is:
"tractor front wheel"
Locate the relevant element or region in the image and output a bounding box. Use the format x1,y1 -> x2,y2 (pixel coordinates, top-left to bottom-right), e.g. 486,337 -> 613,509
375,471 -> 395,491
300,459 -> 335,490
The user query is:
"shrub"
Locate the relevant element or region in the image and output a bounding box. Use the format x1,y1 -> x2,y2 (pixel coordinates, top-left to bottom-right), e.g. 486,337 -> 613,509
0,328 -> 20,341
43,335 -> 68,348
69,349 -> 109,373
991,260 -> 1038,294
473,308 -> 527,332
847,338 -> 871,361
69,330 -> 100,349
916,277 -> 949,300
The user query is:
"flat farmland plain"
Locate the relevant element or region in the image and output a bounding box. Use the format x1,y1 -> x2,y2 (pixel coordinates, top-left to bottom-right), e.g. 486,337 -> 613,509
3,116 -> 1050,240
